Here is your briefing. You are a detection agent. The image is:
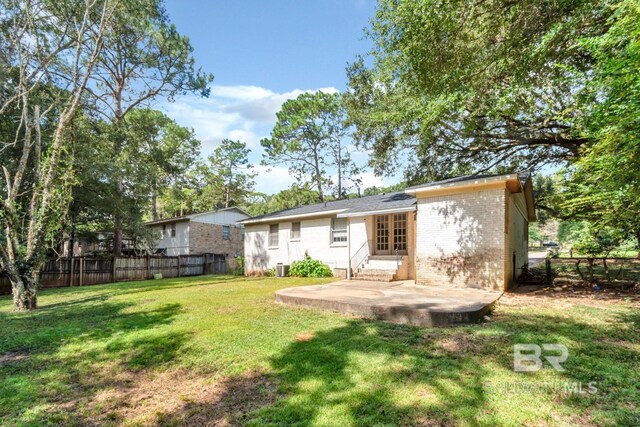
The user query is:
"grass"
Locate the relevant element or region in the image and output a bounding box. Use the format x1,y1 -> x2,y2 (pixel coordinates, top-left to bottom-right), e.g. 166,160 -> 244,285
1,275 -> 639,426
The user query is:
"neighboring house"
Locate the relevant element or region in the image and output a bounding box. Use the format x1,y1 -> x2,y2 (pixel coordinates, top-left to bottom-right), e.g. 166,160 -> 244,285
145,207 -> 251,257
240,173 -> 535,291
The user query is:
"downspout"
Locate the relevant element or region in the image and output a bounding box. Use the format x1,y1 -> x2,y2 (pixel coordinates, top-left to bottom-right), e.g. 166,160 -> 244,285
347,217 -> 351,280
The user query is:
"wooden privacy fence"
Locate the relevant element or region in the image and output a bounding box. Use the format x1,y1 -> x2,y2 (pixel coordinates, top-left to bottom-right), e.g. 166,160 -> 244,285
0,254 -> 234,295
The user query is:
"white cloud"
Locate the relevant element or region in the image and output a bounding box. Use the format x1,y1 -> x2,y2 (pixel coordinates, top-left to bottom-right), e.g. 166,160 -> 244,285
224,86 -> 339,123
354,172 -> 387,189
160,84 -> 339,156
252,165 -> 297,194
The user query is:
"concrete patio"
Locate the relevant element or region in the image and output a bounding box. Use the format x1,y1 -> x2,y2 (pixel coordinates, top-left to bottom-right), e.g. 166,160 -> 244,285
275,280 -> 502,327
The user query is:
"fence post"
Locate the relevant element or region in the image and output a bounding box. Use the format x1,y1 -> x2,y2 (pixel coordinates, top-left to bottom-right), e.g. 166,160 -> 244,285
146,254 -> 151,279
112,256 -> 117,282
545,258 -> 552,286
79,257 -> 84,286
177,255 -> 181,277
69,257 -> 74,287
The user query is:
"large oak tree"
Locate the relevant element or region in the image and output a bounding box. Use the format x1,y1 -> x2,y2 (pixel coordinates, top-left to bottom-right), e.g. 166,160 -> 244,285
345,0 -> 612,183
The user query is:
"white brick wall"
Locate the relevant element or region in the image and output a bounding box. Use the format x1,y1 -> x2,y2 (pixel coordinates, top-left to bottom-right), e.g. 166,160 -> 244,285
415,188 -> 507,291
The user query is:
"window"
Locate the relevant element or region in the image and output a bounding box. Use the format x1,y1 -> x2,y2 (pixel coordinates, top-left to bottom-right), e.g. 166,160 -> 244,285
222,225 -> 230,240
171,223 -> 176,237
291,222 -> 301,240
269,224 -> 279,247
162,224 -> 166,237
331,218 -> 347,244
241,228 -> 245,241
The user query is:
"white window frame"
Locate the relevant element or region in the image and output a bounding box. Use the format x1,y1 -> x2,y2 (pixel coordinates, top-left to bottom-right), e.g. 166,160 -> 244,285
222,225 -> 230,240
171,222 -> 176,237
291,221 -> 301,241
269,224 -> 279,248
331,218 -> 348,245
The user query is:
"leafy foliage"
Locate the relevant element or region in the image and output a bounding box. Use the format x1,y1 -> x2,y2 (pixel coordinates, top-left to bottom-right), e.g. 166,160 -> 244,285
246,183 -> 323,216
288,255 -> 334,278
261,91 -> 360,201
345,0 -> 613,182
573,226 -> 625,258
200,139 -> 256,210
554,0 -> 640,253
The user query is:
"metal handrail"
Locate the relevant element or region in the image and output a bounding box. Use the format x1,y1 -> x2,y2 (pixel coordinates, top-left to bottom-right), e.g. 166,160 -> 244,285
350,240 -> 372,271
395,246 -> 399,269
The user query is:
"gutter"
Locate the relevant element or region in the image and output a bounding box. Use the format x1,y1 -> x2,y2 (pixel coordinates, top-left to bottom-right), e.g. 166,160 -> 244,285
336,205 -> 416,218
238,209 -> 348,225
404,174 -> 518,195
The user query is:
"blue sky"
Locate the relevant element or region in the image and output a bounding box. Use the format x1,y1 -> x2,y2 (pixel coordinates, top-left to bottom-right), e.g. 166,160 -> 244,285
160,0 -> 391,194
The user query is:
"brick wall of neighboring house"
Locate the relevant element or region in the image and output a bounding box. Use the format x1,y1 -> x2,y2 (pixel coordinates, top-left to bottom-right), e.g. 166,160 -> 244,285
189,221 -> 244,257
415,187 -> 507,291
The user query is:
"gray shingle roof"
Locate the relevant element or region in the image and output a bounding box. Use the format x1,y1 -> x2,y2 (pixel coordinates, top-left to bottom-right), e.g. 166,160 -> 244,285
244,172 -> 532,224
244,191 -> 416,223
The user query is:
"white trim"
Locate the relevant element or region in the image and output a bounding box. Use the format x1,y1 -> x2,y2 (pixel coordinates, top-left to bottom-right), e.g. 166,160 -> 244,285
404,174 -> 517,195
336,206 -> 416,218
239,209 -> 347,225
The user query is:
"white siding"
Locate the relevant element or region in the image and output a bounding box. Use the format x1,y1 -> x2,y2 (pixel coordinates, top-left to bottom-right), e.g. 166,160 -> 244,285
506,192 -> 529,285
244,216 -> 352,274
348,216 -> 370,260
150,221 -> 190,256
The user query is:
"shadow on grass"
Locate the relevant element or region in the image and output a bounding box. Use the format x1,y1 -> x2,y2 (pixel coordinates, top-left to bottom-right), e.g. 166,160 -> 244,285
23,274 -> 246,305
0,298 -> 186,425
159,308 -> 639,426
156,320 -> 492,426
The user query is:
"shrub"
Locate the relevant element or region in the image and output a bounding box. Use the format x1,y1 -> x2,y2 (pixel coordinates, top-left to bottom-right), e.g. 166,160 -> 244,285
265,267 -> 277,277
289,255 -> 333,278
231,256 -> 245,276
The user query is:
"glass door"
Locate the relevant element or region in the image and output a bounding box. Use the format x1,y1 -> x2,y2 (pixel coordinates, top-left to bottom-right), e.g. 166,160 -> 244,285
393,213 -> 408,255
375,215 -> 390,255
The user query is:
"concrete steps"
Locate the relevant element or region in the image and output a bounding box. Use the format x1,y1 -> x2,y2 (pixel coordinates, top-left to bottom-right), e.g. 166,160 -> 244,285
353,255 -> 406,282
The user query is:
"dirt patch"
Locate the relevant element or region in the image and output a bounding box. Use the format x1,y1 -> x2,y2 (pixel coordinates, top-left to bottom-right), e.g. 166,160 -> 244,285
294,332 -> 315,342
0,352 -> 29,366
47,368 -> 278,426
439,334 -> 481,353
504,282 -> 640,309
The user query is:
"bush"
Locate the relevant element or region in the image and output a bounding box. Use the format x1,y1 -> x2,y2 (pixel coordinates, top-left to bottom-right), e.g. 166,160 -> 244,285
289,255 -> 333,278
231,256 -> 245,276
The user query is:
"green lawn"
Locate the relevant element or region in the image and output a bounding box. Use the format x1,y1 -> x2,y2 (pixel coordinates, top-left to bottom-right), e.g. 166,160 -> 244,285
1,276 -> 638,426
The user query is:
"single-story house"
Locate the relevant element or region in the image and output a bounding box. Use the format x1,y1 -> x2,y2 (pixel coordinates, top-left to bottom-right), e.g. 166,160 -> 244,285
145,207 -> 251,257
239,173 -> 535,291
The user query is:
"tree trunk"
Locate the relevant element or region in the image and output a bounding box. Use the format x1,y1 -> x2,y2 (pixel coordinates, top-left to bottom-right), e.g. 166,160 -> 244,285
587,258 -> 595,283
113,210 -> 123,256
151,183 -> 158,221
337,141 -> 342,199
112,109 -> 124,257
313,145 -> 324,202
11,269 -> 38,311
